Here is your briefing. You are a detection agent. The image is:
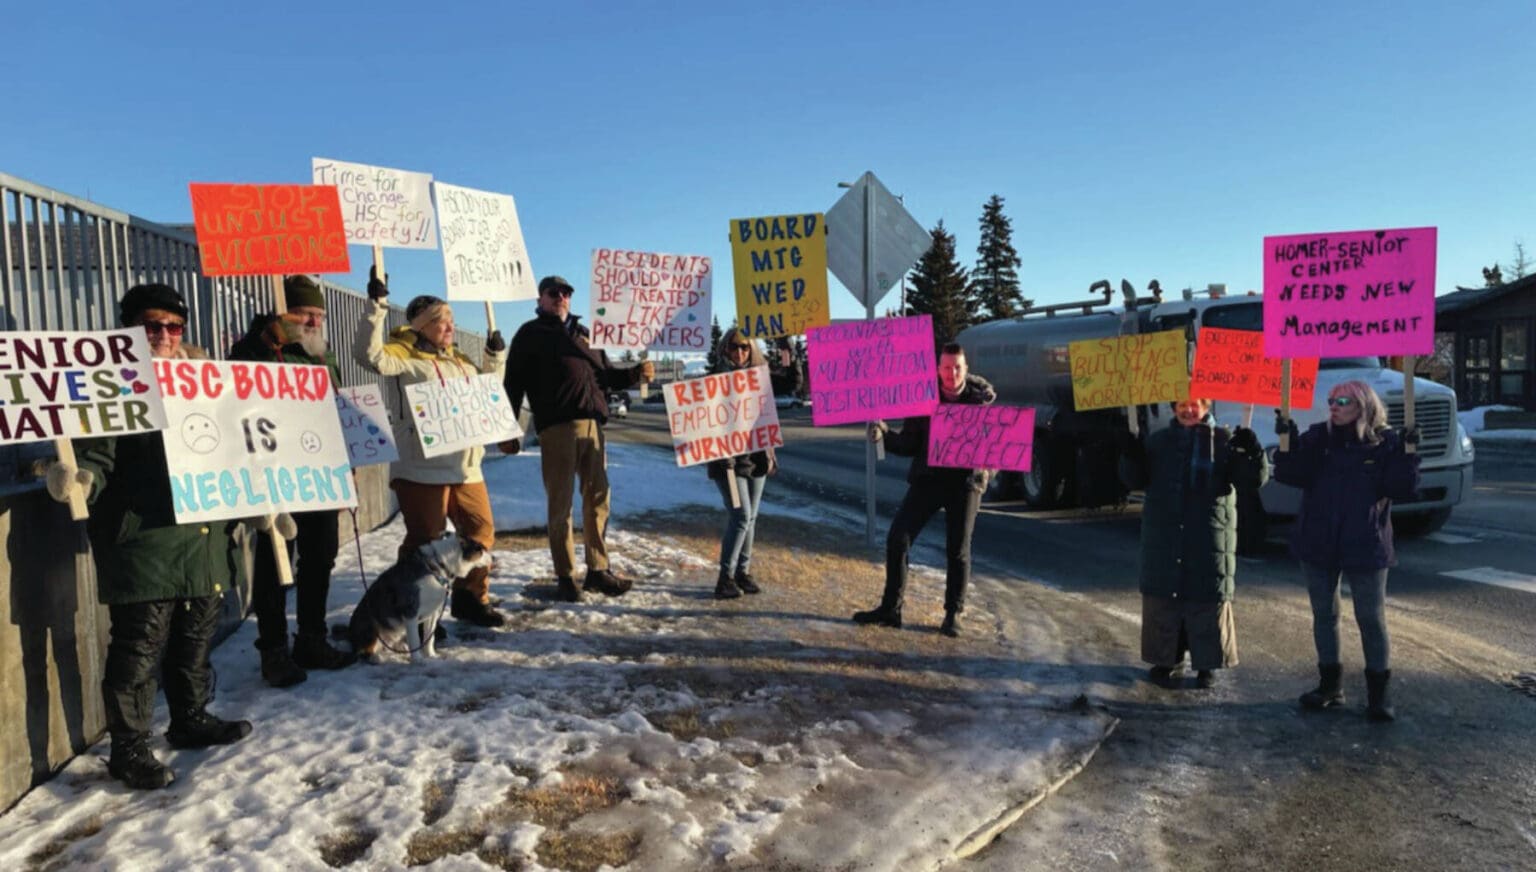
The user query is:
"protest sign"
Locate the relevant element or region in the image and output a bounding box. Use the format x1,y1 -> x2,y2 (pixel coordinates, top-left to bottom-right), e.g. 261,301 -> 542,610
0,330 -> 168,444
806,315 -> 938,427
1263,227 -> 1437,357
665,365 -> 783,467
1069,329 -> 1189,411
730,213 -> 830,340
311,157 -> 436,250
928,405 -> 1036,472
188,183 -> 350,276
433,181 -> 536,302
1191,327 -> 1318,409
588,248 -> 711,353
404,373 -> 521,459
335,383 -> 399,467
156,360 -> 355,523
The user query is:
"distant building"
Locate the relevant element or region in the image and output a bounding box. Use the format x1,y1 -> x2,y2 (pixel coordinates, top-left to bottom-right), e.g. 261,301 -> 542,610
1436,273 -> 1536,410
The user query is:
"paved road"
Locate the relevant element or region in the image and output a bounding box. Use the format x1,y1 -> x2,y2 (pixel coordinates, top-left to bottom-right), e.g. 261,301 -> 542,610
611,404 -> 1536,869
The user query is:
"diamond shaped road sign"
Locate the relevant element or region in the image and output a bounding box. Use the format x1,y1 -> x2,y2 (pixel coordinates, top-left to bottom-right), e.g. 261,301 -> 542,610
826,171 -> 931,308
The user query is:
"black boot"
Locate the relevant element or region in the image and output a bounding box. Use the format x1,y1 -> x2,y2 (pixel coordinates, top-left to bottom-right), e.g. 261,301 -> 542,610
165,709 -> 252,750
852,605 -> 902,628
1148,665 -> 1184,688
734,570 -> 761,595
108,733 -> 175,790
292,632 -> 358,670
940,609 -> 960,638
1365,669 -> 1396,722
450,589 -> 506,627
556,575 -> 583,603
1300,663 -> 1345,710
714,570 -> 742,599
258,640 -> 307,688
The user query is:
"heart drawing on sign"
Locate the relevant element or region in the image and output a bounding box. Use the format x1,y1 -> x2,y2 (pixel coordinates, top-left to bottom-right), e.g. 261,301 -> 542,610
131,381 -> 149,394
120,368 -> 137,381
119,386 -> 132,396
366,424 -> 380,435
423,436 -> 436,445
595,308 -> 606,316
417,409 -> 427,418
451,407 -> 459,415
687,313 -> 697,321
490,394 -> 501,403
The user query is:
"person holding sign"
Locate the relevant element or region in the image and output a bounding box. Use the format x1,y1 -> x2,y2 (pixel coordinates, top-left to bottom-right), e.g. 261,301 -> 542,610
706,330 -> 801,599
354,270 -> 509,628
45,284 -> 252,791
1273,381 -> 1420,721
854,344 -> 994,638
504,275 -> 654,603
1118,399 -> 1268,689
228,275 -> 357,685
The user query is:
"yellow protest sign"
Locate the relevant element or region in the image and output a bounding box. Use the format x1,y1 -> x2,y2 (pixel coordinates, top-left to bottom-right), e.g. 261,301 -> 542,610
1068,329 -> 1189,411
730,213 -> 830,339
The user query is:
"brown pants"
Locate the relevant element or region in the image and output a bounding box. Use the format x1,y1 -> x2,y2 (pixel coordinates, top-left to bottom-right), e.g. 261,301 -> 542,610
392,479 -> 495,600
539,419 -> 611,578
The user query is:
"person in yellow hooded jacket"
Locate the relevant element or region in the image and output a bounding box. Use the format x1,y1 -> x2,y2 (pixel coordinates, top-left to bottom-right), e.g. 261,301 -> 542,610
353,269 -> 508,627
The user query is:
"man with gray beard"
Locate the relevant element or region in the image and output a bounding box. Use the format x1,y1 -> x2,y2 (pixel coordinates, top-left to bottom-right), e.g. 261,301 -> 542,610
229,275 -> 356,686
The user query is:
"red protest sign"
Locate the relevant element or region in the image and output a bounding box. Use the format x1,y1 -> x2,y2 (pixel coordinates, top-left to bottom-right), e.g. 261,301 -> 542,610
189,183 -> 351,276
1191,327 -> 1318,409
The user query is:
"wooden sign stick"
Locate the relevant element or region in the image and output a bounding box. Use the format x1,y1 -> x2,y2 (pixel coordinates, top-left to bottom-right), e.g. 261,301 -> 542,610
54,439 -> 89,520
724,467 -> 741,508
1242,404 -> 1254,431
372,244 -> 385,284
1403,355 -> 1417,455
266,274 -> 295,586
484,301 -> 496,334
1278,359 -> 1293,452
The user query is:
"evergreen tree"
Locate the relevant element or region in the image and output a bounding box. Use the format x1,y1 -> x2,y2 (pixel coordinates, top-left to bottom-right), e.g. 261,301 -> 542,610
971,194 -> 1030,320
905,220 -> 978,349
705,316 -> 724,371
1484,264 -> 1504,287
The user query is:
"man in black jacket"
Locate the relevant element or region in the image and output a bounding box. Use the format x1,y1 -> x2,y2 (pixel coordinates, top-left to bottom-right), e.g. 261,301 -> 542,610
853,343 -> 995,637
504,275 -> 654,603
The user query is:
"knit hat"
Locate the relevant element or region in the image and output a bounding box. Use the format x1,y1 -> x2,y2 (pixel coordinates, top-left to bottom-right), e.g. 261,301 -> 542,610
406,295 -> 452,332
119,283 -> 188,326
538,275 -> 575,296
284,275 -> 326,311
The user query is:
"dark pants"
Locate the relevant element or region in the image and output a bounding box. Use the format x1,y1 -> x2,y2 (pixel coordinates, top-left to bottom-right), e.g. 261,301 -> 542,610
881,480 -> 980,614
251,510 -> 340,648
103,595 -> 222,738
1302,563 -> 1391,672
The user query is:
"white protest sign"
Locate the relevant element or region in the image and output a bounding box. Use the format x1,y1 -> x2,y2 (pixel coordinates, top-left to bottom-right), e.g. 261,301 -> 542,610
0,329 -> 168,445
588,248 -> 712,353
404,373 -> 522,458
311,157 -> 437,249
433,181 -> 536,301
335,382 -> 399,467
157,360 -> 355,523
664,365 -> 784,467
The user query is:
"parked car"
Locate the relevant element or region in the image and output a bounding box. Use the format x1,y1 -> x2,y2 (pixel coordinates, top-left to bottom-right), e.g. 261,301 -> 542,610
607,391 -> 630,418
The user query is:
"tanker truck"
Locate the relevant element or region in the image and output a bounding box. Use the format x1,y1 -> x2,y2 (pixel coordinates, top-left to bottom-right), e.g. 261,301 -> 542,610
956,281 -> 1474,549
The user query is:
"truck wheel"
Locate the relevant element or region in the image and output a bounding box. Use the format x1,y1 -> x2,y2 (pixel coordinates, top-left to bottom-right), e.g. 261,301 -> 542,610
1394,507 -> 1452,537
1021,435 -> 1068,509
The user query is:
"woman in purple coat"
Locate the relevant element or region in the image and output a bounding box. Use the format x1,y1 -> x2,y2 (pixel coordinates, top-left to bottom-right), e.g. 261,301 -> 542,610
1274,380 -> 1420,721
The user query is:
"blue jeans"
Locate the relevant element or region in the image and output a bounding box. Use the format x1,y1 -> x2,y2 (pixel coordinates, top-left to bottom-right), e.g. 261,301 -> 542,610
715,474 -> 767,576
1302,563 -> 1391,672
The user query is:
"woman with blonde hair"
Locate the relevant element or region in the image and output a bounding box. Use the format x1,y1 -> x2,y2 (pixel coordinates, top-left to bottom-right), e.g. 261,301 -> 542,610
1274,379 -> 1420,721
705,329 -> 801,599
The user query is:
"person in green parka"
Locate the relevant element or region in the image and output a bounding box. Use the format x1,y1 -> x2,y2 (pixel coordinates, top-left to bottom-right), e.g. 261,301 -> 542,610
1119,397 -> 1269,688
45,283 -> 252,791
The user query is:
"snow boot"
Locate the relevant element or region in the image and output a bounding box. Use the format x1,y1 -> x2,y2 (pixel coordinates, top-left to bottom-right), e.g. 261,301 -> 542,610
714,570 -> 742,600
108,733 -> 174,790
1148,665 -> 1184,688
165,709 -> 252,750
852,605 -> 902,628
734,570 -> 761,595
940,610 -> 960,638
556,575 -> 583,603
258,640 -> 307,689
1300,663 -> 1345,710
1365,669 -> 1396,722
451,589 -> 506,627
292,632 -> 358,670
585,569 -> 634,597
1196,669 -> 1216,689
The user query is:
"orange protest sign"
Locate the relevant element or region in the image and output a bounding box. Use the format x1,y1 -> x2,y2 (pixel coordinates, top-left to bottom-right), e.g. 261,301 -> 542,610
188,183 -> 351,276
1191,327 -> 1318,409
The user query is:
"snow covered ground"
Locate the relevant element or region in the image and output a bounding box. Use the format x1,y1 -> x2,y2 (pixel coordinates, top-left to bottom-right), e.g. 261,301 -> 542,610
0,445 -> 1115,872
1459,404 -> 1536,442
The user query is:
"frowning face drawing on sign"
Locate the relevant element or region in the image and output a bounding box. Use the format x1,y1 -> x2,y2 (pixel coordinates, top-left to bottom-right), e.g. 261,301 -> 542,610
181,413 -> 221,454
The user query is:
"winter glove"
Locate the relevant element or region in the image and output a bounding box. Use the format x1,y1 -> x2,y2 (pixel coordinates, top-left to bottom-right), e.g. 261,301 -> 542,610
45,461 -> 93,503
867,420 -> 888,443
1274,410 -> 1300,443
1229,426 -> 1261,454
1401,424 -> 1421,450
498,438 -> 522,455
366,265 -> 389,302
638,361 -> 656,383
485,330 -> 506,353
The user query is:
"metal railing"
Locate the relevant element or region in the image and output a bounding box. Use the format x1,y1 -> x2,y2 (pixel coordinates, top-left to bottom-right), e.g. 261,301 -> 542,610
0,170 -> 485,483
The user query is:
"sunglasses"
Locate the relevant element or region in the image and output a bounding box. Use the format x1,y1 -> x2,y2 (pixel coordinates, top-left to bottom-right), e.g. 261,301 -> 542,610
543,286 -> 575,298
142,320 -> 186,336
1327,397 -> 1356,407
727,344 -> 752,352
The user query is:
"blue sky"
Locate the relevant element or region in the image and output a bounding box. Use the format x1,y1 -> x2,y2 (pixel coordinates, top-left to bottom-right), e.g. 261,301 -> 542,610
6,1 -> 1532,340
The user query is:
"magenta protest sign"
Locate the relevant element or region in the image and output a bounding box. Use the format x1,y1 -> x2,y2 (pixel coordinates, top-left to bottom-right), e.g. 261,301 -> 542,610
806,315 -> 938,427
928,405 -> 1036,472
1263,227 -> 1436,357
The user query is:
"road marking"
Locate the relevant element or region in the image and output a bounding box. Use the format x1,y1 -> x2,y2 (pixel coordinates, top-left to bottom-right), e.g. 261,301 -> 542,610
1440,567 -> 1536,595
1425,532 -> 1480,545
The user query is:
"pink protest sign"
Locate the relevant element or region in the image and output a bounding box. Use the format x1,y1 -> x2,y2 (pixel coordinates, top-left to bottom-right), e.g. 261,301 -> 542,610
928,405 -> 1036,472
806,315 -> 938,427
1263,227 -> 1436,357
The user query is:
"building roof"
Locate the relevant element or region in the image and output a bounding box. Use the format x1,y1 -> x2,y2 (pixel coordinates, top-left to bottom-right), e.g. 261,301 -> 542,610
1437,272 -> 1536,316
